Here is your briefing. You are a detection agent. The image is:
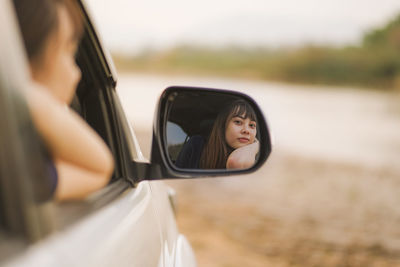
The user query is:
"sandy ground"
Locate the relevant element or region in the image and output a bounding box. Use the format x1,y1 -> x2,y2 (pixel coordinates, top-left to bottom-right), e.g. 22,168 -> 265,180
118,73 -> 400,266
136,130 -> 400,267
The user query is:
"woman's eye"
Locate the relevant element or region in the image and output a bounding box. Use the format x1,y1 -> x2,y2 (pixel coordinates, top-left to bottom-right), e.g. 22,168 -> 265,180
233,120 -> 242,125
250,123 -> 256,128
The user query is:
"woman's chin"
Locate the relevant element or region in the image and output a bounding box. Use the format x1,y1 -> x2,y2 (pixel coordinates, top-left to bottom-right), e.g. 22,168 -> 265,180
233,143 -> 247,149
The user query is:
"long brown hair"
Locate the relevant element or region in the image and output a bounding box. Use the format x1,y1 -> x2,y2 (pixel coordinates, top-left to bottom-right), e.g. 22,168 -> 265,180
13,0 -> 83,64
199,99 -> 257,169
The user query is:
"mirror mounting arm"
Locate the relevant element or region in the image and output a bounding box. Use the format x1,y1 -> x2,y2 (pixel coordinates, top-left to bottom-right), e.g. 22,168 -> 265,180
130,162 -> 163,182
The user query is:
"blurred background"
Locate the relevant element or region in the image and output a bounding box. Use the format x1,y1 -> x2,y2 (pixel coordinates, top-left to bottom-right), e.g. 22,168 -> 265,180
86,0 -> 400,266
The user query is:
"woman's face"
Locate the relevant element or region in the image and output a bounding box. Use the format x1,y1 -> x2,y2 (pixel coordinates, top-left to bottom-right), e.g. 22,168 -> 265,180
30,5 -> 81,104
225,115 -> 257,149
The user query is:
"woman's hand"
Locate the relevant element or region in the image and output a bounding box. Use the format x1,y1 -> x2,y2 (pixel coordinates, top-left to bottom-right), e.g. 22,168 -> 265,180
226,139 -> 259,169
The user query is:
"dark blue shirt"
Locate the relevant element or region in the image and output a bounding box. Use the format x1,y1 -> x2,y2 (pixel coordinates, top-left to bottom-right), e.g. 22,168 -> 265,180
175,136 -> 205,169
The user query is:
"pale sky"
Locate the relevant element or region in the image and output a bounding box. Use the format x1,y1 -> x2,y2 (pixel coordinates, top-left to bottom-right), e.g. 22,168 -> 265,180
85,0 -> 400,54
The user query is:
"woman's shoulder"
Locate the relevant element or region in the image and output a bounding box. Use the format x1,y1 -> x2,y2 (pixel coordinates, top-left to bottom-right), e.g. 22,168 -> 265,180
188,135 -> 205,145
175,135 -> 205,169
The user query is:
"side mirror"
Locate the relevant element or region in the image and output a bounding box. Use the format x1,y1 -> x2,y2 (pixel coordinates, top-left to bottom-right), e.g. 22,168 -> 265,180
144,86 -> 272,179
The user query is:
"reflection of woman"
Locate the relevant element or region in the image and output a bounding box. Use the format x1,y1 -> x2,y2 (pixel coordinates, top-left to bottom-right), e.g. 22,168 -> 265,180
14,0 -> 114,201
176,99 -> 259,169
200,99 -> 258,169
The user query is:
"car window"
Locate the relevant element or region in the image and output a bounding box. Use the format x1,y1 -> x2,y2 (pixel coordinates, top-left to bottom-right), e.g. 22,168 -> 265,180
167,122 -> 188,163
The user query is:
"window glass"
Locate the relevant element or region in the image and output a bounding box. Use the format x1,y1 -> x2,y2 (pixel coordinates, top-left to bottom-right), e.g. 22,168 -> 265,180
167,122 -> 188,163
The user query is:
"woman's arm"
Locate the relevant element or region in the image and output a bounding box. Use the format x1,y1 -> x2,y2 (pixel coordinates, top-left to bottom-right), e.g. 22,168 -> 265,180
26,85 -> 114,201
54,160 -> 111,200
226,140 -> 259,169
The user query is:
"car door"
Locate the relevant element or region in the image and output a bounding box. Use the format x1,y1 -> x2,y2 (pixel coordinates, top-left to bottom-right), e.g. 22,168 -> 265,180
0,0 -> 173,266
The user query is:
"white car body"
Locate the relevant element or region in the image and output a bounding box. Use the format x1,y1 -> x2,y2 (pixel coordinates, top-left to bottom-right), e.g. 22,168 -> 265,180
6,181 -> 195,267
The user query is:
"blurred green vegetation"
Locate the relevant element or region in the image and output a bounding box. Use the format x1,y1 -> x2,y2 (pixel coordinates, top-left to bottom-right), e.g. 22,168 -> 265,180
113,14 -> 400,90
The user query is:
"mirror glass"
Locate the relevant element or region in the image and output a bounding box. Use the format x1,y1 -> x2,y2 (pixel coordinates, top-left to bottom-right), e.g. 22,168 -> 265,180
165,90 -> 263,170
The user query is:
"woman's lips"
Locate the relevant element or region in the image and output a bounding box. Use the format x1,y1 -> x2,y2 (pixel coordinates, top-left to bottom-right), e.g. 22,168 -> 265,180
238,138 -> 249,143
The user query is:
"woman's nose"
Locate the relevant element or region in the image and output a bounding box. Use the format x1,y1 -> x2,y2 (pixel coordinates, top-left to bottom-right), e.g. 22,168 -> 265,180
241,125 -> 249,134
